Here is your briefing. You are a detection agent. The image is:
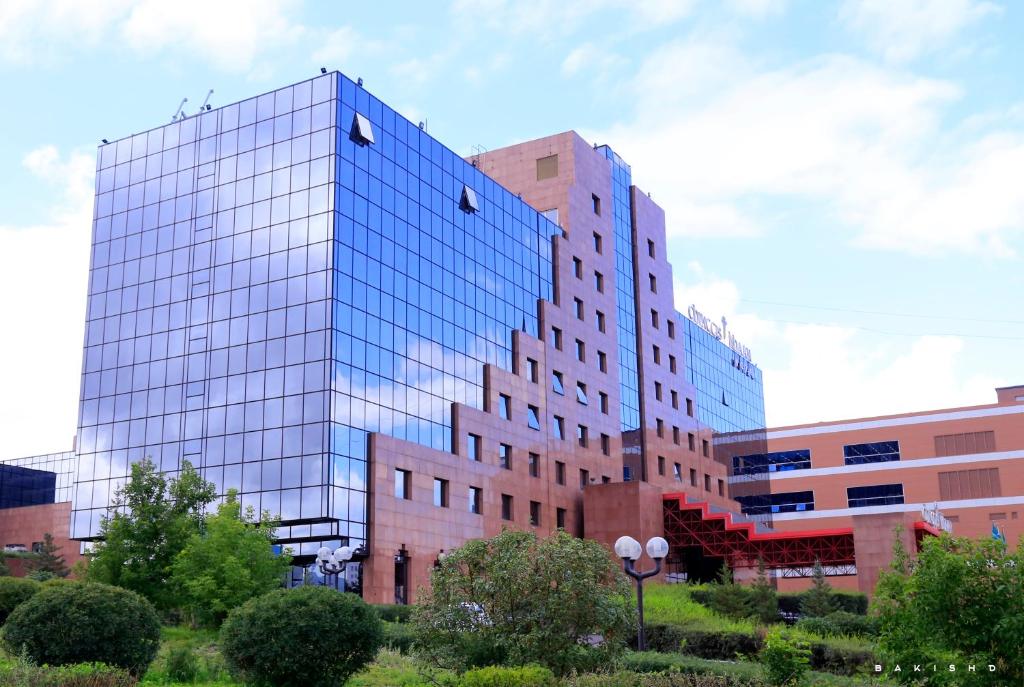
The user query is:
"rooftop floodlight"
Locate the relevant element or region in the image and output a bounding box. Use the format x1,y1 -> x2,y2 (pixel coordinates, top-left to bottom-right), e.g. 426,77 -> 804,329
357,77 -> 363,87
613,535 -> 642,561
320,67 -> 327,74
102,139 -> 109,144
645,536 -> 669,560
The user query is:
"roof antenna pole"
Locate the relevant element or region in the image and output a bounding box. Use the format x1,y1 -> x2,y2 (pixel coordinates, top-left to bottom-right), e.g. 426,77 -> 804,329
200,89 -> 214,111
171,98 -> 188,122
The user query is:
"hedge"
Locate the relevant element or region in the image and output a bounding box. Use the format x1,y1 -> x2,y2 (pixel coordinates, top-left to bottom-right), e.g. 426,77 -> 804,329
619,652 -> 875,687
691,587 -> 868,618
374,603 -> 414,623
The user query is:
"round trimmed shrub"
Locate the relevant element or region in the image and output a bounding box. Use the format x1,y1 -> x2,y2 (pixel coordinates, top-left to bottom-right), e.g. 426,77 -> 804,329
220,586 -> 383,687
1,581 -> 160,675
0,577 -> 40,625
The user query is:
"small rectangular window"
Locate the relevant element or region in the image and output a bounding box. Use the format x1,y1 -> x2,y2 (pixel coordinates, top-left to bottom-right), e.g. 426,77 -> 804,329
580,469 -> 590,489
530,501 -> 541,526
667,320 -> 676,339
592,193 -> 601,215
575,339 -> 585,362
847,483 -> 905,508
553,415 -> 565,440
658,456 -> 666,476
596,310 -> 606,333
647,239 -> 655,258
577,424 -> 588,448
576,381 -> 588,405
686,398 -> 694,417
527,358 -> 539,383
601,433 -> 610,456
653,345 -> 661,364
703,439 -> 710,458
593,232 -> 603,253
595,272 -> 604,293
718,479 -> 725,497
651,309 -> 659,329
527,405 -> 541,430
536,154 -> 558,180
467,434 -> 481,461
469,486 -> 482,514
395,468 -> 411,500
598,351 -> 607,372
602,475 -> 611,484
498,393 -> 511,420
649,273 -> 657,293
555,460 -> 566,485
688,432 -> 696,451
552,370 -> 565,395
673,426 -> 680,445
656,419 -> 664,438
655,382 -> 663,401
599,392 -> 609,414
433,478 -> 449,508
673,463 -> 682,482
573,257 -> 583,279
499,443 -> 512,470
501,494 -> 514,521
704,474 -> 711,492
551,327 -> 562,350
669,355 -> 677,373
574,298 -> 584,320
556,507 -> 566,529
671,390 -> 679,409
689,468 -> 697,487
529,452 -> 540,477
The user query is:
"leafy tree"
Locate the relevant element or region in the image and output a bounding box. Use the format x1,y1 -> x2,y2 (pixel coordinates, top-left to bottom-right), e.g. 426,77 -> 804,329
413,529 -> 635,676
760,627 -> 810,686
874,531 -> 1024,686
86,457 -> 216,611
749,559 -> 779,624
171,490 -> 292,627
709,564 -> 751,619
24,533 -> 69,578
799,560 -> 835,618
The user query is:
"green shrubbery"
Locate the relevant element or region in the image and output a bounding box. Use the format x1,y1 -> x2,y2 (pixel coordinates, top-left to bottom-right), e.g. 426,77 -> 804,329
383,620 -> 417,653
776,591 -> 867,617
0,660 -> 135,687
796,611 -> 878,638
220,585 -> 383,687
459,664 -> 559,687
0,577 -> 40,625
374,603 -> 414,623
2,581 -> 161,675
759,629 -> 810,686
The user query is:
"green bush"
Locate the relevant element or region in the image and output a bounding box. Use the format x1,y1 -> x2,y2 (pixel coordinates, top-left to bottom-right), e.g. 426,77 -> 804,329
0,660 -> 135,687
638,623 -> 688,653
0,577 -> 40,625
375,603 -> 414,623
678,629 -> 763,660
2,581 -> 160,675
796,611 -> 877,638
220,586 -> 383,687
805,641 -> 874,676
459,664 -> 558,687
566,672 -> 767,687
164,644 -> 200,683
383,620 -> 416,653
760,629 -> 810,686
777,591 -> 867,617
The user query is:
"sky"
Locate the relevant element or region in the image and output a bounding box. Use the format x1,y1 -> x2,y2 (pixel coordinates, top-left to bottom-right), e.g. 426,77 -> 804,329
1,0 -> 1022,459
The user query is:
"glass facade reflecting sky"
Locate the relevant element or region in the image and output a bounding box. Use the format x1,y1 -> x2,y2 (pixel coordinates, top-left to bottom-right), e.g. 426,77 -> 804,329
0,451 -> 75,504
679,313 -> 765,434
73,72 -> 555,555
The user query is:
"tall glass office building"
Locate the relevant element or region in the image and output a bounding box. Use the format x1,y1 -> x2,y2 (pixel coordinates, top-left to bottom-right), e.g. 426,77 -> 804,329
72,72 -> 556,559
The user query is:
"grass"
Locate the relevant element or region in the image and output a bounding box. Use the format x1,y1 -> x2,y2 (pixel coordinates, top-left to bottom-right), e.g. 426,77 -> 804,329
138,626 -> 237,686
623,652 -> 883,686
642,584 -> 758,634
348,648 -> 454,686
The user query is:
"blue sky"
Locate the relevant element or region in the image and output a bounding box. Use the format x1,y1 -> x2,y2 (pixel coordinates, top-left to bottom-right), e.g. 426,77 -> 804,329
1,0 -> 1022,458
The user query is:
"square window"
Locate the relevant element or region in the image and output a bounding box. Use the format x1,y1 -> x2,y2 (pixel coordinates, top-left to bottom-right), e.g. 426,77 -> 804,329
553,415 -> 565,440
536,154 -> 558,180
501,493 -> 513,521
499,443 -> 512,470
555,461 -> 566,485
498,393 -> 511,420
467,434 -> 481,461
530,500 -> 541,527
592,193 -> 601,215
527,405 -> 541,430
577,424 -> 588,448
433,478 -> 449,508
469,486 -> 482,514
576,381 -> 588,405
529,452 -> 540,477
552,370 -> 565,395
593,232 -> 603,254
395,468 -> 411,500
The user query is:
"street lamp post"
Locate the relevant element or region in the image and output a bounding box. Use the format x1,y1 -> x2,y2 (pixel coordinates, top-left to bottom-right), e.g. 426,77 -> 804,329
315,546 -> 353,590
614,535 -> 669,652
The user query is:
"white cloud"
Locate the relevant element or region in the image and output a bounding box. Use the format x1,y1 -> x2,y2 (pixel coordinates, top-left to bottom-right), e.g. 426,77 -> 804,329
0,146 -> 94,460
673,265 -> 1002,426
727,0 -> 787,18
449,0 -> 694,36
0,0 -> 303,71
589,36 -> 1024,254
561,43 -> 628,78
840,0 -> 1001,62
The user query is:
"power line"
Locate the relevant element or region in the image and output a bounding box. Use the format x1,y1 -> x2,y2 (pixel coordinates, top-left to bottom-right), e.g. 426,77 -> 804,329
740,298 -> 1024,326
